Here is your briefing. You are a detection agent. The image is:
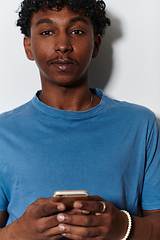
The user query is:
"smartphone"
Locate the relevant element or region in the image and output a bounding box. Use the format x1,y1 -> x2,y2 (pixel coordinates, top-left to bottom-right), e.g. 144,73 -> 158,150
53,190 -> 89,209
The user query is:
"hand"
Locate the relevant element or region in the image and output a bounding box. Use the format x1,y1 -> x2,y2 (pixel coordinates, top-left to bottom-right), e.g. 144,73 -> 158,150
12,198 -> 66,240
57,195 -> 128,240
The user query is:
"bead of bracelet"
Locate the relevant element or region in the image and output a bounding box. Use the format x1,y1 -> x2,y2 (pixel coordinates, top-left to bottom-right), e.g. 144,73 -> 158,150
120,210 -> 132,240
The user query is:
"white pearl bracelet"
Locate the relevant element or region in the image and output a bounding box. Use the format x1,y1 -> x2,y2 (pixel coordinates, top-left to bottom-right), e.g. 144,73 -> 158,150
120,210 -> 132,240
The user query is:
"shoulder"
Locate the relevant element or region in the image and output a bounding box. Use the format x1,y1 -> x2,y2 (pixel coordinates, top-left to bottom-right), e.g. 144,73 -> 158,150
93,88 -> 158,129
96,90 -> 159,137
102,94 -> 157,123
0,99 -> 34,128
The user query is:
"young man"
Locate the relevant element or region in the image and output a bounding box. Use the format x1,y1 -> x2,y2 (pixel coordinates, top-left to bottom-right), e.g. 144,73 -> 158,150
0,0 -> 160,239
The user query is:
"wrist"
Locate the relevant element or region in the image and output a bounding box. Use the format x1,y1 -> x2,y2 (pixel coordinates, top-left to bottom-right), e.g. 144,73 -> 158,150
1,219 -> 25,240
0,224 -> 17,240
120,210 -> 133,240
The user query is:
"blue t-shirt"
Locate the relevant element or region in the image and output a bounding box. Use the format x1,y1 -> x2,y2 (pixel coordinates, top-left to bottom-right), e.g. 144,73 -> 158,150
0,89 -> 160,226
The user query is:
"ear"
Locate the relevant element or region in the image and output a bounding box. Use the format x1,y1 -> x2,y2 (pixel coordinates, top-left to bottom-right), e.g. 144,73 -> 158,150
92,34 -> 102,58
23,36 -> 34,61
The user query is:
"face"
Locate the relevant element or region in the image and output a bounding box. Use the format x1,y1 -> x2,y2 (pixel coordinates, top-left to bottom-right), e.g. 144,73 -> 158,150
24,7 -> 101,88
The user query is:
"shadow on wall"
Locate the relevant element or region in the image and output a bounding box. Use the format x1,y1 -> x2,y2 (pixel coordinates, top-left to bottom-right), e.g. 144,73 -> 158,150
89,10 -> 123,90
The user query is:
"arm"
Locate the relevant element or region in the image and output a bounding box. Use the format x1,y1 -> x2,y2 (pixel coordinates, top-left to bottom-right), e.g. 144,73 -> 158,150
57,196 -> 160,240
132,209 -> 160,239
0,198 -> 66,240
0,210 -> 8,228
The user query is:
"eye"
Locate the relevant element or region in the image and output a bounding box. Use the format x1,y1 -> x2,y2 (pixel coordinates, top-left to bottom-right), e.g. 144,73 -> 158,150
40,31 -> 53,36
71,30 -> 84,35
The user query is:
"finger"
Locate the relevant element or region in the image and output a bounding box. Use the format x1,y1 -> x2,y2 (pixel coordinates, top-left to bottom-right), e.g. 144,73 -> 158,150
27,210 -> 65,238
31,201 -> 65,219
34,198 -> 66,211
73,200 -> 106,214
57,213 -> 103,227
50,235 -> 63,240
66,209 -> 90,215
61,233 -> 102,240
34,197 -> 53,205
36,215 -> 60,232
58,224 -> 102,238
36,225 -> 63,240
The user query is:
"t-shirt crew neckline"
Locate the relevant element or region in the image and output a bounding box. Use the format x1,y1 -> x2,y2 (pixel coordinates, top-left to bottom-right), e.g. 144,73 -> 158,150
32,88 -> 107,119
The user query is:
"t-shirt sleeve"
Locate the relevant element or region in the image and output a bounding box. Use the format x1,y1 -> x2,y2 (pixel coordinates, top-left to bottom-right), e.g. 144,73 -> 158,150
142,118 -> 160,210
0,184 -> 8,211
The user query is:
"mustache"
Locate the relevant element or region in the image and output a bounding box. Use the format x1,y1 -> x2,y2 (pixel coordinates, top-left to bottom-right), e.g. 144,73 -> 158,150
47,57 -> 77,65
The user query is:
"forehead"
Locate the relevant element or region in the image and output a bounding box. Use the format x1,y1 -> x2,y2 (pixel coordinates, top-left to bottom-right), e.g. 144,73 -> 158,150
31,7 -> 93,28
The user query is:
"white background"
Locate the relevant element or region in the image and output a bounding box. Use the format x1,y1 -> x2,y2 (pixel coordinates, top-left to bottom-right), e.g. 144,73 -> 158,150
0,0 -> 160,118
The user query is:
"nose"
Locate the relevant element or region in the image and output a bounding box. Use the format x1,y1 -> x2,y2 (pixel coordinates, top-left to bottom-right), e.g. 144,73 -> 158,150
54,33 -> 73,53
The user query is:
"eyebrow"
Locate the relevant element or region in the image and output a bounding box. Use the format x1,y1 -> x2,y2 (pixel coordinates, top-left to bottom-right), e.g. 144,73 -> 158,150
36,17 -> 89,27
36,18 -> 54,26
70,17 -> 89,26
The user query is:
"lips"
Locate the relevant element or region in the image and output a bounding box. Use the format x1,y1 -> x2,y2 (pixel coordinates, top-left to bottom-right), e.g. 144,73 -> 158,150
51,59 -> 75,71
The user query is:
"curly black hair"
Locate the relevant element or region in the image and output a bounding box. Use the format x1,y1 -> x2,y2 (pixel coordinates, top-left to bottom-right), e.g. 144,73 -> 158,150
16,0 -> 110,38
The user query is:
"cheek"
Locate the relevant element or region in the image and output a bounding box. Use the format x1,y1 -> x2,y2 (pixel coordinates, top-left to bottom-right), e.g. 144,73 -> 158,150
75,40 -> 94,62
79,47 -> 94,67
31,41 -> 52,65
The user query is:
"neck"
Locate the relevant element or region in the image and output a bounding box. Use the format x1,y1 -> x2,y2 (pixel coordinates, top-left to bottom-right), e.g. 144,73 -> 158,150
39,83 -> 95,111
